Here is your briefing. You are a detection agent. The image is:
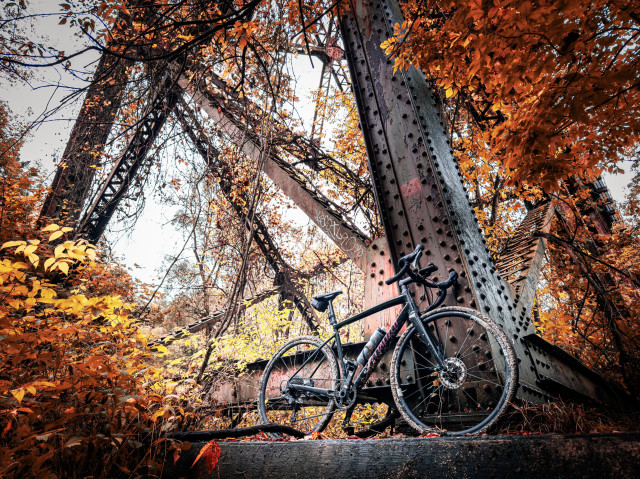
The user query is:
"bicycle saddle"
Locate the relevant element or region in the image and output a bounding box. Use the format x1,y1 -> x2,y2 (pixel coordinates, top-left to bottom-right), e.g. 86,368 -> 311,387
311,290 -> 342,312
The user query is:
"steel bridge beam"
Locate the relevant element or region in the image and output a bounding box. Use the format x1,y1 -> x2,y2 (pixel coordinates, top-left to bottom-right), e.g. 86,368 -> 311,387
195,70 -> 373,214
77,72 -> 181,242
496,202 -> 554,319
175,99 -> 319,332
340,0 -> 621,405
149,287 -> 280,349
179,76 -> 371,269
39,52 -> 131,223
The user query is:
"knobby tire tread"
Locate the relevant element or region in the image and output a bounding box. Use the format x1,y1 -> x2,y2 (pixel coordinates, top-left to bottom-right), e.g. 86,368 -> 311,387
390,306 -> 518,435
258,335 -> 339,437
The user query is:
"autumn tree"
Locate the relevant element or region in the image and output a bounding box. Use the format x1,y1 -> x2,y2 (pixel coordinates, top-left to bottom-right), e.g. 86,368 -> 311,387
385,0 -> 640,190
383,0 -> 640,395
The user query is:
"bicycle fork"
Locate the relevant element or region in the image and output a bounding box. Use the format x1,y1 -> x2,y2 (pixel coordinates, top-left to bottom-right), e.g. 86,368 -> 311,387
400,285 -> 446,370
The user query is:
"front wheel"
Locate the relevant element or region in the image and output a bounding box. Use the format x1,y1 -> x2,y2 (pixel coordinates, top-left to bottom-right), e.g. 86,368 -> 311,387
258,335 -> 339,436
390,306 -> 517,435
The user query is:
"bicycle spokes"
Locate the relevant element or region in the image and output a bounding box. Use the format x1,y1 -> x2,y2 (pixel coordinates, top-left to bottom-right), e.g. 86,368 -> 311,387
391,308 -> 517,435
258,336 -> 339,436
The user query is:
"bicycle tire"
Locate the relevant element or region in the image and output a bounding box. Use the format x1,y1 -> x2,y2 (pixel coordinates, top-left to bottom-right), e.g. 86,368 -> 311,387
390,306 -> 518,435
258,335 -> 339,436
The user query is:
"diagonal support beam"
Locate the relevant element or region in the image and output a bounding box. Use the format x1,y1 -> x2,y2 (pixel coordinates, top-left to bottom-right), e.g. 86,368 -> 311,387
196,70 -> 371,209
178,76 -> 370,269
77,73 -> 181,242
175,99 -> 319,332
39,53 -> 131,223
149,287 -> 280,349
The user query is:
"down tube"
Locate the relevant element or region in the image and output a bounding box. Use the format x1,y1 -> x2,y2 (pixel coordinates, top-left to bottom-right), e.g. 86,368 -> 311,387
353,306 -> 408,388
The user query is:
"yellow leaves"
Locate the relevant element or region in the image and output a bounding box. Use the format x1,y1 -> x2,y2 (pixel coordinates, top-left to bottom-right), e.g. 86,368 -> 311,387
48,230 -> 65,242
380,38 -> 396,52
2,231 -> 93,277
44,257 -> 55,270
11,389 -> 25,403
58,261 -> 69,275
155,345 -> 168,355
54,243 -> 65,258
1,240 -> 26,249
151,407 -> 168,422
26,254 -> 39,268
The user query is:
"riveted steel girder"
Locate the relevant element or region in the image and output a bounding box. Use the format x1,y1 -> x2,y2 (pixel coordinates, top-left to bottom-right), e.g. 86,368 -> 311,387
77,73 -> 180,242
39,53 -> 131,223
179,76 -> 370,268
340,0 -> 621,405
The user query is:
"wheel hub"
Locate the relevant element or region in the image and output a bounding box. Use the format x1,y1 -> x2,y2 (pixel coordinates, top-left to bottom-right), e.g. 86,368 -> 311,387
439,357 -> 467,389
283,378 -> 314,403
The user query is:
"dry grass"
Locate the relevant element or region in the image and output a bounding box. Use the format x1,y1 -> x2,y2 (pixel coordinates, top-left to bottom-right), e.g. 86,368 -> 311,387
496,399 -> 640,435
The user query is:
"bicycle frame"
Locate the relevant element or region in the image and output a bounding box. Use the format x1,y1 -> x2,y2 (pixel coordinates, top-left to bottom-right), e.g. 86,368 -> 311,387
287,283 -> 448,402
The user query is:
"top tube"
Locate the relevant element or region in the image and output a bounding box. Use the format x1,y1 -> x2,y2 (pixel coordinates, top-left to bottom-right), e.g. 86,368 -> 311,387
333,295 -> 405,330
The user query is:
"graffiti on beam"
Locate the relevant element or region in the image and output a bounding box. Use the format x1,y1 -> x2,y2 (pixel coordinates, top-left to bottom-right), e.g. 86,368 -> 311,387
316,213 -> 365,263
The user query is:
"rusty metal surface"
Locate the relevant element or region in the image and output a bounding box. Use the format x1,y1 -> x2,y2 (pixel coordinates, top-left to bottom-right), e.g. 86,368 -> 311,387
179,76 -> 371,268
340,0 -> 621,404
362,238 -> 401,338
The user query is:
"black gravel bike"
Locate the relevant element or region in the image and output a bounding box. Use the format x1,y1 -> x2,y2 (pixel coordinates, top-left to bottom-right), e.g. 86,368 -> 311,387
258,244 -> 517,436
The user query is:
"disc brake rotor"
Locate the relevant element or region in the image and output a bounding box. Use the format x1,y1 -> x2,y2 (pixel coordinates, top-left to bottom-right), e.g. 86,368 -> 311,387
439,357 -> 467,389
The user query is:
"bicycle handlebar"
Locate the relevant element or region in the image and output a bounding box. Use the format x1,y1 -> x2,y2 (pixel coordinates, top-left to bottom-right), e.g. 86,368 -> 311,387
385,244 -> 425,285
385,244 -> 458,292
385,263 -> 409,285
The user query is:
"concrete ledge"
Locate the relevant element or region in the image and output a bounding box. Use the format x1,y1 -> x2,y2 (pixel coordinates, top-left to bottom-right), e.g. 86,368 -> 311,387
165,432 -> 640,478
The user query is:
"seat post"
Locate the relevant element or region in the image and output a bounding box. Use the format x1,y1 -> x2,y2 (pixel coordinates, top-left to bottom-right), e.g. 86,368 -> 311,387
327,301 -> 337,326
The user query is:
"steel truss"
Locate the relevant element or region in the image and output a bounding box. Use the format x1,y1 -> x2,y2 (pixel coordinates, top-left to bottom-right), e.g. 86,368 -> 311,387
42,0 -> 629,408
175,98 -> 319,332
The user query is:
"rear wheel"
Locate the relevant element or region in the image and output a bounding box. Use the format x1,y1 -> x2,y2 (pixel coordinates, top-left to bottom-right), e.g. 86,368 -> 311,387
390,307 -> 517,435
258,335 -> 339,436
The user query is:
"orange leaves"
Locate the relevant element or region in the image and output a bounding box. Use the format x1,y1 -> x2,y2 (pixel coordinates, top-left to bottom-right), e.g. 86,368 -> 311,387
0,222 -> 195,476
388,0 -> 640,191
192,440 -> 221,474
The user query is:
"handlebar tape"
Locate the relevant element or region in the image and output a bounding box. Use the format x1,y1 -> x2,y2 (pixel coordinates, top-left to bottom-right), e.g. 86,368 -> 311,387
385,244 -> 425,285
385,261 -> 409,285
